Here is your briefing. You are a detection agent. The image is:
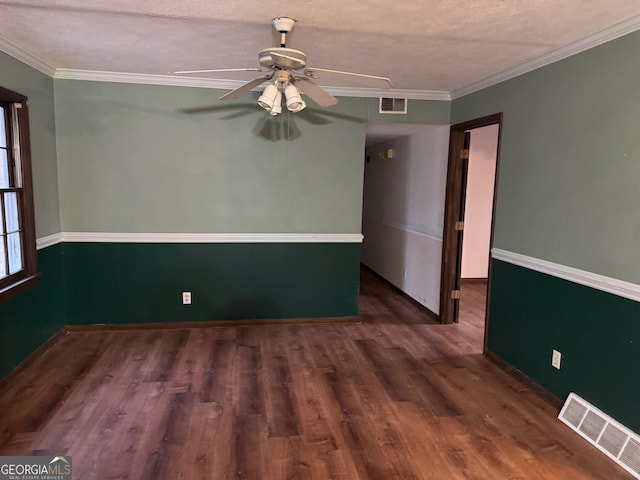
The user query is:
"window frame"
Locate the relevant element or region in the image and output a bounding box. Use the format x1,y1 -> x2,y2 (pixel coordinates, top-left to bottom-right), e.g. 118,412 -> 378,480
0,85 -> 38,302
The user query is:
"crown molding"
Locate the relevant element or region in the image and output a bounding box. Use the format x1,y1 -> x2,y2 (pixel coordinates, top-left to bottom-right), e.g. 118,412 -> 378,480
53,68 -> 450,101
53,69 -> 245,89
51,232 -> 363,244
492,248 -> 640,303
0,36 -> 56,77
451,14 -> 640,99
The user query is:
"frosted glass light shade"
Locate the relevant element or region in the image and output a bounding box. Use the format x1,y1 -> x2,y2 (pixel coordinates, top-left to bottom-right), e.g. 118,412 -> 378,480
269,91 -> 282,115
258,84 -> 279,110
284,84 -> 306,112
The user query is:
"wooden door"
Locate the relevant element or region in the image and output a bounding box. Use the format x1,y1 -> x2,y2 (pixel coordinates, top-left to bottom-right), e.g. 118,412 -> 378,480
440,113 -> 502,326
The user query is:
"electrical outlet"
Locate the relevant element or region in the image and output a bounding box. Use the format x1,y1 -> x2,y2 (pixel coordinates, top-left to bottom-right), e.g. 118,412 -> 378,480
182,291 -> 192,305
552,349 -> 562,369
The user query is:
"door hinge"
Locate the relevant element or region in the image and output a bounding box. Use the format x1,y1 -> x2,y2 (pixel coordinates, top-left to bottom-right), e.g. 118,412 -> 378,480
460,149 -> 469,160
455,221 -> 464,231
451,290 -> 461,300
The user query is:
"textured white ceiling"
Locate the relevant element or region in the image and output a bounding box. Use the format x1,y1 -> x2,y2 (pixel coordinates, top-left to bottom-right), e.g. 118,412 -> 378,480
1,1 -> 640,92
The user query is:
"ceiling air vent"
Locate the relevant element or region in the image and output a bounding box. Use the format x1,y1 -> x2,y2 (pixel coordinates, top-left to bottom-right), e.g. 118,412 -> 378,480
379,97 -> 407,114
559,392 -> 640,479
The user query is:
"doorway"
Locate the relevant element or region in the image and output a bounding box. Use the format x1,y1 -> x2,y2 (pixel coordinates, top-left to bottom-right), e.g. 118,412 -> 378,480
361,123 -> 450,317
440,114 -> 502,346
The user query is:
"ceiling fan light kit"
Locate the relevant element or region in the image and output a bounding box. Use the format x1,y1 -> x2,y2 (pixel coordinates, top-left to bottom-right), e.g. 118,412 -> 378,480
257,82 -> 279,110
269,91 -> 283,116
284,84 -> 306,112
173,17 -> 392,115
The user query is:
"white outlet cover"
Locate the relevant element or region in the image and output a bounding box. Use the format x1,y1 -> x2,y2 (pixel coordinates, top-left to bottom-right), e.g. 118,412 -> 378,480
182,291 -> 192,305
552,349 -> 562,369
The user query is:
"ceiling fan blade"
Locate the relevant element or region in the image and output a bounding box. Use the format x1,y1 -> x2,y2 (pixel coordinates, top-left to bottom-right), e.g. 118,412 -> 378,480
293,76 -> 339,107
303,68 -> 393,89
218,74 -> 274,101
172,67 -> 265,75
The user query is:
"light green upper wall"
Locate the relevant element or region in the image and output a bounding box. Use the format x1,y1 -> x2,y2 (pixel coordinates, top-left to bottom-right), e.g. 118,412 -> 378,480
54,79 -> 449,234
452,30 -> 640,284
0,52 -> 60,237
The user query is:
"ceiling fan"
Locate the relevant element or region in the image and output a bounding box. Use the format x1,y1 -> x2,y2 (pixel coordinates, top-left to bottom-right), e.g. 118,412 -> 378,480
173,17 -> 393,115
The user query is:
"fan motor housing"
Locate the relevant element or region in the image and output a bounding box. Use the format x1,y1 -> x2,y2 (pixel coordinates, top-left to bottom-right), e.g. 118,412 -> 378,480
258,48 -> 307,70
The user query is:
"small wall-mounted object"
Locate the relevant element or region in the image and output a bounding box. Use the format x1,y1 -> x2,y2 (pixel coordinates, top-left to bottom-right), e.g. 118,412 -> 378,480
379,148 -> 394,160
182,291 -> 192,305
559,392 -> 640,479
379,97 -> 408,114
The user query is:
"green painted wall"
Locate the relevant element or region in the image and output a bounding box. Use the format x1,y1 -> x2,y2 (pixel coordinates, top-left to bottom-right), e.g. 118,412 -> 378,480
50,79 -> 449,328
54,80 -> 450,234
0,245 -> 66,378
0,54 -> 64,378
488,260 -> 640,433
63,242 -> 361,324
452,30 -> 640,429
0,52 -> 60,237
452,31 -> 640,284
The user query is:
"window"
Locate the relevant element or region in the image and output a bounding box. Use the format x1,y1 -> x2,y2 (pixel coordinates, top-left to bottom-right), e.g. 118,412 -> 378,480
0,86 -> 38,302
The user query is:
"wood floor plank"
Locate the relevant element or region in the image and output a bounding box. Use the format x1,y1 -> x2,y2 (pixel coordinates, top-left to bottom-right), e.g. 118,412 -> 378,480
138,390 -> 196,480
233,414 -> 264,479
234,345 -> 263,416
200,339 -> 234,404
339,413 -> 406,480
287,363 -> 363,480
188,401 -> 234,480
99,382 -> 167,480
264,352 -> 301,438
144,329 -> 191,383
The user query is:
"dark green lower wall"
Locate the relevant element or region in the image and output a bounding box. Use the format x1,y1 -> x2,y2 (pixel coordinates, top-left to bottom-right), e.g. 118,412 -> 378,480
63,242 -> 361,324
488,259 -> 640,433
0,241 -> 360,380
0,244 -> 66,378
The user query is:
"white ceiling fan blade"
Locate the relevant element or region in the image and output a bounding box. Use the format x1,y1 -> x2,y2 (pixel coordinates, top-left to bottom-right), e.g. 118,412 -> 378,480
293,76 -> 339,107
218,74 -> 273,101
303,68 -> 393,89
173,67 -> 265,75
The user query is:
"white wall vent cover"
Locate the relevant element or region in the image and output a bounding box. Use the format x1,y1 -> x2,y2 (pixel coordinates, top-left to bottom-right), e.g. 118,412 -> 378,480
559,392 -> 640,479
379,97 -> 407,114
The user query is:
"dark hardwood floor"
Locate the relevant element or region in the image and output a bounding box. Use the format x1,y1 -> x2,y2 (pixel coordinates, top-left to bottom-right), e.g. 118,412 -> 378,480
0,268 -> 632,479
